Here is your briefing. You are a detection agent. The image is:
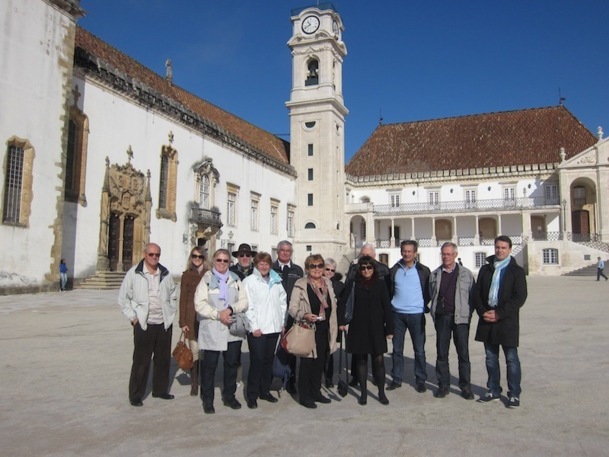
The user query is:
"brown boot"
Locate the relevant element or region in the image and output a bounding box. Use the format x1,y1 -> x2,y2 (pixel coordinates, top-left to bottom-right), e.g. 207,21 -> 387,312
190,360 -> 199,396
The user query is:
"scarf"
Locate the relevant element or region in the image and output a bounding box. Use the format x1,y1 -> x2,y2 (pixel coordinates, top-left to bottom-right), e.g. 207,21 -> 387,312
212,267 -> 230,308
308,276 -> 329,319
488,256 -> 511,307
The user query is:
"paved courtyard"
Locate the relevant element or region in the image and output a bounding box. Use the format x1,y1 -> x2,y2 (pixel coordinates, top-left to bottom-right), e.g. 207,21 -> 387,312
0,276 -> 608,456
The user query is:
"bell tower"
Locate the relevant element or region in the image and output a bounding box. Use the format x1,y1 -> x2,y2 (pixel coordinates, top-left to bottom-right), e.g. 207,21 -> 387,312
286,5 -> 348,262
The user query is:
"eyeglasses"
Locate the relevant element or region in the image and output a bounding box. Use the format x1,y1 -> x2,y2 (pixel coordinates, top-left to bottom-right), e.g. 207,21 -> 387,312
215,259 -> 229,263
325,268 -> 335,272
238,253 -> 251,258
360,265 -> 373,271
309,263 -> 324,269
191,254 -> 204,259
147,253 -> 160,258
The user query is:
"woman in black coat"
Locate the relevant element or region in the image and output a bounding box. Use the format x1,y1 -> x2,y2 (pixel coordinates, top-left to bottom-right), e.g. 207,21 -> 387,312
344,256 -> 394,405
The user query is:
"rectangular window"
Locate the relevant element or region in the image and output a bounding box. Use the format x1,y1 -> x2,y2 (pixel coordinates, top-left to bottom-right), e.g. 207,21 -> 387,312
390,193 -> 400,207
287,206 -> 295,237
307,144 -> 314,156
504,187 -> 515,201
475,252 -> 486,268
307,193 -> 313,206
542,248 -> 559,265
227,191 -> 236,226
227,243 -> 235,257
158,155 -> 169,209
199,174 -> 210,210
429,191 -> 439,206
545,184 -> 558,202
270,200 -> 279,234
65,120 -> 77,194
306,245 -> 312,252
360,221 -> 366,240
250,196 -> 259,231
3,145 -> 24,224
308,168 -> 314,181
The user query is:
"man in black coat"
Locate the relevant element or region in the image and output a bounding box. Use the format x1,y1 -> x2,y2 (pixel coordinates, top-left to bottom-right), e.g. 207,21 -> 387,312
473,235 -> 527,408
272,240 -> 304,394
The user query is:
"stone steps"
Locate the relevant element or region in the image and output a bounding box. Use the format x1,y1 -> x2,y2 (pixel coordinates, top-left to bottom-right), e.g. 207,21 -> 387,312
563,264 -> 598,277
77,271 -> 126,290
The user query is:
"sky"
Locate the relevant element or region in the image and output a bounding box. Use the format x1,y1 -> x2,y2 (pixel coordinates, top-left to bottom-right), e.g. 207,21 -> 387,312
78,0 -> 609,162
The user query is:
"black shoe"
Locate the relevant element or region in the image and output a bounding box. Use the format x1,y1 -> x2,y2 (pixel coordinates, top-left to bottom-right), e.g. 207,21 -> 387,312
461,388 -> 474,400
415,382 -> 427,393
130,399 -> 143,407
246,398 -> 258,409
259,393 -> 278,403
286,381 -> 297,394
314,395 -> 331,404
223,398 -> 242,410
152,393 -> 174,400
300,400 -> 317,409
434,388 -> 449,398
358,396 -> 367,406
378,392 -> 389,405
386,381 -> 402,391
325,379 -> 334,388
203,403 -> 215,414
348,377 -> 359,387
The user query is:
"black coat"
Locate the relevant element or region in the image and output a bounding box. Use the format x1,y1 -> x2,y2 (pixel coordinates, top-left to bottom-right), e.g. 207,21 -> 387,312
346,278 -> 394,355
473,256 -> 527,347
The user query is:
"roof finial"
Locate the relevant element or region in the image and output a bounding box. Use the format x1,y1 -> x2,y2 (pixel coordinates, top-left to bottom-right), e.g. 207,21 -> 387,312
558,87 -> 566,106
559,147 -> 566,162
165,58 -> 173,83
379,108 -> 383,126
598,126 -> 604,140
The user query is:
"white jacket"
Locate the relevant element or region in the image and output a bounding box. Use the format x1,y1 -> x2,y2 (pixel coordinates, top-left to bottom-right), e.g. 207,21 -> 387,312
242,268 -> 287,334
117,260 -> 177,330
195,270 -> 248,351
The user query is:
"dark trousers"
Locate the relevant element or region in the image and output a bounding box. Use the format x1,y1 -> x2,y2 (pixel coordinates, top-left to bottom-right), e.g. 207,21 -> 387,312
201,341 -> 242,405
597,268 -> 608,281
298,330 -> 328,403
434,314 -> 471,390
129,323 -> 172,401
246,332 -> 279,401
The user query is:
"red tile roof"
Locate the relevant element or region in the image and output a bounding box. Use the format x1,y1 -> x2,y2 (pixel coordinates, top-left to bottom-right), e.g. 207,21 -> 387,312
346,106 -> 597,177
75,27 -> 292,172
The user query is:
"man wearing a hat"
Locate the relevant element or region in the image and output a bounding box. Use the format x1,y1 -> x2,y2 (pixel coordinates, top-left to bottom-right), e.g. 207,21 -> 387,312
230,243 -> 257,280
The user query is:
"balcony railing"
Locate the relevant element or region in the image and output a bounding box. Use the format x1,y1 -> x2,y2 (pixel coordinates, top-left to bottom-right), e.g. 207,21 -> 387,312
373,197 -> 560,215
190,207 -> 223,227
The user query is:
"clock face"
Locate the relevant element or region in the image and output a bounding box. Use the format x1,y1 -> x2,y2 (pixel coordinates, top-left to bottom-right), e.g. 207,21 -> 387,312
302,15 -> 320,34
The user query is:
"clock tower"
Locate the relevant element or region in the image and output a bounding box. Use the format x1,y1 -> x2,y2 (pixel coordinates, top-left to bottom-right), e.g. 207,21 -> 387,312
286,5 -> 348,263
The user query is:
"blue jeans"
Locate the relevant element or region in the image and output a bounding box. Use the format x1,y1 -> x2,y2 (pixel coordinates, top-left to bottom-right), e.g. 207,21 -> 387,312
484,343 -> 521,397
434,314 -> 470,390
391,311 -> 427,384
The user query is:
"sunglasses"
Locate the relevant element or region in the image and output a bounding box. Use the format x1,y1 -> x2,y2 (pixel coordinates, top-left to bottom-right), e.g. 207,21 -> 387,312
191,254 -> 204,259
147,253 -> 160,258
360,265 -> 373,271
325,268 -> 335,272
215,259 -> 229,263
238,253 -> 251,258
309,263 -> 324,269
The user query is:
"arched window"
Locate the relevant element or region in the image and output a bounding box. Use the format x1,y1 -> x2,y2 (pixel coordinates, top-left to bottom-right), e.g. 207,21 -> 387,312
305,59 -> 319,86
305,222 -> 316,229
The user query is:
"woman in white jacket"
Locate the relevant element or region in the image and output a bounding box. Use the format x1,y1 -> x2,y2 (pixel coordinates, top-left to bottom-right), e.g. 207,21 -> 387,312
195,249 -> 248,414
242,252 -> 287,409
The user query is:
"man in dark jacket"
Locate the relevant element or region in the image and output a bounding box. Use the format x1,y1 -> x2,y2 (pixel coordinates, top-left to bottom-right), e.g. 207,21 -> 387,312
473,235 -> 527,408
272,240 -> 303,394
387,240 -> 431,393
230,243 -> 257,280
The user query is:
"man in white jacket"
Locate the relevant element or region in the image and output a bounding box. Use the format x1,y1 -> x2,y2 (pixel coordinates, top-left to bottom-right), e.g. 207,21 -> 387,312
118,243 -> 177,407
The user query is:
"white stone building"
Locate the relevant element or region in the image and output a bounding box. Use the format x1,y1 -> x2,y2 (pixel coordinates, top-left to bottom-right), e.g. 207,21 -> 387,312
1,1 -> 608,293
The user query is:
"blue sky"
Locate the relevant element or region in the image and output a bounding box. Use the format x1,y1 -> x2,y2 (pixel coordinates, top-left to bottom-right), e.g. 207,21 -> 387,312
79,0 -> 609,161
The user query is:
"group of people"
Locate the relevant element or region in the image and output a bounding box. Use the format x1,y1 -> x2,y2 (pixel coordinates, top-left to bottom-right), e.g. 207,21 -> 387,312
118,235 -> 527,412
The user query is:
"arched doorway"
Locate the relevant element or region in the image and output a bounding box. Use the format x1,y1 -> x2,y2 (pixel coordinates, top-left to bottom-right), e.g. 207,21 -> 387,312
435,219 -> 452,242
479,217 -> 497,243
570,179 -> 597,240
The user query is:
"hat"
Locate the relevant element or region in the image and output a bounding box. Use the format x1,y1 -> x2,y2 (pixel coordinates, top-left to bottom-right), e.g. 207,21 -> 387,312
232,243 -> 257,258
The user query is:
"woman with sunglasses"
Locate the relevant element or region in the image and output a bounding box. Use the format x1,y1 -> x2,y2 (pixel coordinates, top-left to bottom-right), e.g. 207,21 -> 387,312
179,246 -> 208,396
289,254 -> 338,408
194,249 -> 248,413
345,255 -> 394,405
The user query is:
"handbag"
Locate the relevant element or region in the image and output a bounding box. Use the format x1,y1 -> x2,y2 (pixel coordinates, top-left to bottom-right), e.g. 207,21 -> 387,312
228,312 -> 249,338
344,282 -> 355,323
281,321 -> 316,357
172,331 -> 194,370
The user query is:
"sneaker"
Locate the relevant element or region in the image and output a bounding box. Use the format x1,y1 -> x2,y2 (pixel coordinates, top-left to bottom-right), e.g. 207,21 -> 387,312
508,396 -> 520,408
477,392 -> 500,403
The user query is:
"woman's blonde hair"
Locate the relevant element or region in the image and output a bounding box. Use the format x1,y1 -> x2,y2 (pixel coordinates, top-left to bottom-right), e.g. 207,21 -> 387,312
185,246 -> 209,272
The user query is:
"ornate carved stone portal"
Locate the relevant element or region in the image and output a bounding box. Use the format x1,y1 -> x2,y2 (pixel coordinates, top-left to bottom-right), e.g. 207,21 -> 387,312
97,157 -> 151,272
